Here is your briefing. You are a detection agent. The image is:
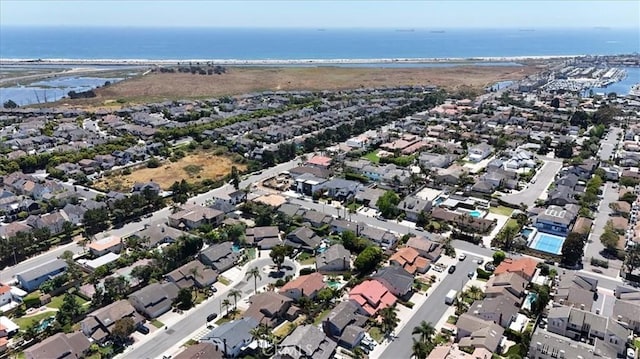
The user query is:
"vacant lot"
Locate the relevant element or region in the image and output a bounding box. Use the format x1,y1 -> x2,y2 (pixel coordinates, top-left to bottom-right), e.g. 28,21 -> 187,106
52,65 -> 539,108
94,152 -> 245,191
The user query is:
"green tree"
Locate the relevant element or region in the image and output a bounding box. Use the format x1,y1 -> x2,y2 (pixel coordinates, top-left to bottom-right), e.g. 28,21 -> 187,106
493,251 -> 506,265
62,221 -> 75,242
270,245 -> 293,271
246,266 -> 262,294
354,246 -> 383,274
340,230 -> 367,252
174,288 -> 194,310
111,317 -> 135,343
231,166 -> 240,190
376,190 -> 400,219
412,320 -> 435,344
600,222 -> 620,251
56,292 -> 81,329
561,232 -> 586,267
83,208 -> 110,236
624,244 -> 640,275
227,288 -> 241,309
221,298 -> 232,317
412,338 -> 430,359
379,305 -> 399,335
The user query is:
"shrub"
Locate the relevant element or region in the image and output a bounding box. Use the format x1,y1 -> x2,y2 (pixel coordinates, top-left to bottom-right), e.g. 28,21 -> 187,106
476,268 -> 492,280
300,268 -> 316,275
342,273 -> 352,281
590,257 -> 609,268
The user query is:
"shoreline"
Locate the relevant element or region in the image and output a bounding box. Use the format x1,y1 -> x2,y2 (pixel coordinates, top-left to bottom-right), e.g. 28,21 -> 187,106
0,55 -> 580,66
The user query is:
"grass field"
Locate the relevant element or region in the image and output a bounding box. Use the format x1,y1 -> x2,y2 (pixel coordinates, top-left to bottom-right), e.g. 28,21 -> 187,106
150,319 -> 164,328
362,150 -> 381,163
47,294 -> 87,309
14,311 -> 55,329
45,65 -> 538,109
94,152 -> 245,191
489,205 -> 514,216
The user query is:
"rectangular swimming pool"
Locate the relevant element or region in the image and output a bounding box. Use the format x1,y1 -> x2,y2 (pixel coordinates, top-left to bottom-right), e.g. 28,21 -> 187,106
529,232 -> 566,255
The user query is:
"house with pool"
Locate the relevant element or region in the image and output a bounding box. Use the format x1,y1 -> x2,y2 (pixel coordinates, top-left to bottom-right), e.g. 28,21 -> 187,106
523,204 -> 579,256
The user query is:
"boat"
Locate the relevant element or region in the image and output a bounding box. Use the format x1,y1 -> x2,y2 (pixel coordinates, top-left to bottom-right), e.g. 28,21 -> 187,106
630,84 -> 640,97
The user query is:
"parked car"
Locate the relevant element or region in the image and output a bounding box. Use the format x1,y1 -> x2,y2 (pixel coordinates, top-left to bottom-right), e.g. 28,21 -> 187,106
467,271 -> 474,279
448,265 -> 456,274
458,253 -> 466,261
137,325 -> 150,335
484,262 -> 496,272
207,313 -> 218,322
475,258 -> 484,265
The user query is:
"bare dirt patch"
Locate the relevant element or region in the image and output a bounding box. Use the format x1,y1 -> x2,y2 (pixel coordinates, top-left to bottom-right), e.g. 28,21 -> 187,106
50,65 -> 539,109
94,152 -> 245,191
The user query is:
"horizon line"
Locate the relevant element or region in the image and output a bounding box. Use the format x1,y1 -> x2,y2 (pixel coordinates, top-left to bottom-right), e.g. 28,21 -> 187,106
0,25 -> 638,30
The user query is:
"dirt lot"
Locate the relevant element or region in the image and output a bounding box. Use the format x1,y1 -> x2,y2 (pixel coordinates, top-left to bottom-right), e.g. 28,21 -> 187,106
52,65 -> 539,109
93,152 -> 245,191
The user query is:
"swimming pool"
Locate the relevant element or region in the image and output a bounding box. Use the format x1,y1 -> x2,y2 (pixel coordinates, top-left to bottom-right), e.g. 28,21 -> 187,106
434,196 -> 446,206
521,228 -> 534,239
522,292 -> 538,311
529,232 -> 566,255
37,317 -> 55,332
469,210 -> 482,218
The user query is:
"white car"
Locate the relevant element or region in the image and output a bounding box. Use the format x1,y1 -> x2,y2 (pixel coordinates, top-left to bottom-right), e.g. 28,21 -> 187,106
458,254 -> 467,261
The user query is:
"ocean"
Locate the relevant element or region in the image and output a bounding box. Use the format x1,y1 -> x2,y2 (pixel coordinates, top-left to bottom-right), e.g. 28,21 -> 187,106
0,27 -> 638,60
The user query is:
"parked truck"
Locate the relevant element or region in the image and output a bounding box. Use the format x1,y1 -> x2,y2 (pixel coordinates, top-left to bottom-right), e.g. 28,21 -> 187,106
445,289 -> 457,305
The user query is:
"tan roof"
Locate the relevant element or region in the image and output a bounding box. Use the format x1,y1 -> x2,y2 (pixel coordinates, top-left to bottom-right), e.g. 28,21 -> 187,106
88,236 -> 121,251
280,272 -> 325,296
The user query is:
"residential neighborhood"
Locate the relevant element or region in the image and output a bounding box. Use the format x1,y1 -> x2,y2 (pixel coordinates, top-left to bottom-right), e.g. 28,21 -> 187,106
0,55 -> 640,359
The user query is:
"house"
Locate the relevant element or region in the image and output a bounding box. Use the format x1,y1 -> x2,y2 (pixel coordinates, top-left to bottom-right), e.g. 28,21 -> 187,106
612,299 -> 640,334
359,225 -> 398,249
165,260 -> 218,289
316,244 -> 351,272
128,282 -> 179,319
81,300 -> 144,343
546,305 -> 630,356
322,300 -> 367,349
321,179 -> 362,201
87,235 -> 122,256
306,155 -> 332,169
199,242 -> 240,272
26,211 -> 70,235
547,186 -> 578,206
301,210 -> 332,227
484,272 -> 528,301
0,284 -> 13,308
468,295 -> 520,328
372,266 -> 415,299
280,272 -> 325,300
494,257 -> 538,282
389,247 -> 430,274
227,190 -> 247,205
0,317 -> 19,338
405,236 -> 443,261
168,205 -> 224,230
245,226 -> 282,249
243,292 -> 295,328
24,332 -> 90,359
135,221 -> 188,248
456,313 -> 504,353
201,317 -> 258,358
535,204 -> 579,237
419,152 -> 455,169
275,324 -> 337,359
354,187 -> 386,209
468,143 -> 493,162
398,195 -> 432,222
174,343 -> 224,359
16,259 -> 67,292
294,173 -> 327,196
131,181 -> 160,194
555,273 -> 598,311
349,280 -> 397,316
528,327 -> 617,359
284,227 -> 322,252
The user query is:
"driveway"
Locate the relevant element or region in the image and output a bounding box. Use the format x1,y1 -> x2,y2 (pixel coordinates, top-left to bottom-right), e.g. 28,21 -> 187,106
501,158 -> 563,208
599,127 -> 622,162
376,256 -> 480,359
583,182 -> 623,275
118,257 -> 297,359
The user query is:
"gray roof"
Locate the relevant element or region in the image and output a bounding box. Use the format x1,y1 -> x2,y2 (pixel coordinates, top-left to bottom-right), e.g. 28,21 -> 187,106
23,332 -> 90,359
278,324 -> 337,359
469,295 -> 519,327
372,266 -> 413,296
316,244 -> 351,270
201,317 -> 258,351
200,242 -> 236,262
529,328 -> 614,359
278,203 -> 304,217
17,259 -> 67,283
285,227 -> 321,249
327,300 -> 367,334
612,299 -> 640,325
536,204 -> 579,226
129,282 -> 179,307
340,325 -> 365,347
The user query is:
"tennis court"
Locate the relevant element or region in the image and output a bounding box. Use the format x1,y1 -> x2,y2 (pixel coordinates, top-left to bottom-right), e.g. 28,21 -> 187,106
529,232 -> 565,255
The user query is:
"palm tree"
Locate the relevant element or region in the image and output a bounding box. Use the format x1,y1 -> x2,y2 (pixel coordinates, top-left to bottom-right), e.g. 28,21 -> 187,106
411,320 -> 435,344
412,338 -> 429,359
466,285 -> 484,301
454,296 -> 467,316
221,299 -> 231,317
351,347 -> 366,359
379,306 -> 399,336
246,267 -> 262,294
227,289 -> 241,309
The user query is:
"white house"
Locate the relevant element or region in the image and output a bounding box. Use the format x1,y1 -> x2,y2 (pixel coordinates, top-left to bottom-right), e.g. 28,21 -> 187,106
468,143 -> 494,162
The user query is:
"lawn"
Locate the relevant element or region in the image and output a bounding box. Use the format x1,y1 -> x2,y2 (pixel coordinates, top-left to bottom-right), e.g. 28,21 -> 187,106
505,218 -> 520,230
635,339 -> 640,350
297,252 -> 316,265
47,294 -> 87,309
362,151 -> 380,164
368,327 -> 384,343
489,205 -> 514,216
218,276 -> 231,286
447,315 -> 458,324
93,151 -> 246,191
273,322 -> 296,339
150,319 -> 164,329
14,311 -> 55,329
313,308 -> 332,326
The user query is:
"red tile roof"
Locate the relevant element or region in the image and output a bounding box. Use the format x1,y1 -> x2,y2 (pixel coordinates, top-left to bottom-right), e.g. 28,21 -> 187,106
349,280 -> 397,316
494,258 -> 538,280
0,284 -> 10,295
306,156 -> 332,167
279,272 -> 325,296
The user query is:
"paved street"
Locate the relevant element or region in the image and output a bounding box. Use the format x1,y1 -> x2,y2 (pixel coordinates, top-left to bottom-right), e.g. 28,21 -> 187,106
583,182 -> 623,275
120,258 -> 296,359
501,158 -> 563,208
377,256 -> 480,359
0,241 -> 84,283
598,127 -> 622,161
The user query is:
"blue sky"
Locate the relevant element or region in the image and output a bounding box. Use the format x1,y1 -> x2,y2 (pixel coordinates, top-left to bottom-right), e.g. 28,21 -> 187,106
1,0 -> 638,28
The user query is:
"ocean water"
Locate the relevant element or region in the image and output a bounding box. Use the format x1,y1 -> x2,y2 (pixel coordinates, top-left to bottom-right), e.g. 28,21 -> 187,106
0,27 -> 638,60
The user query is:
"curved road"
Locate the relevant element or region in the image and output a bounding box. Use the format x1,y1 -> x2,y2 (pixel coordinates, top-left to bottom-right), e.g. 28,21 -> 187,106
121,258 -> 297,359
